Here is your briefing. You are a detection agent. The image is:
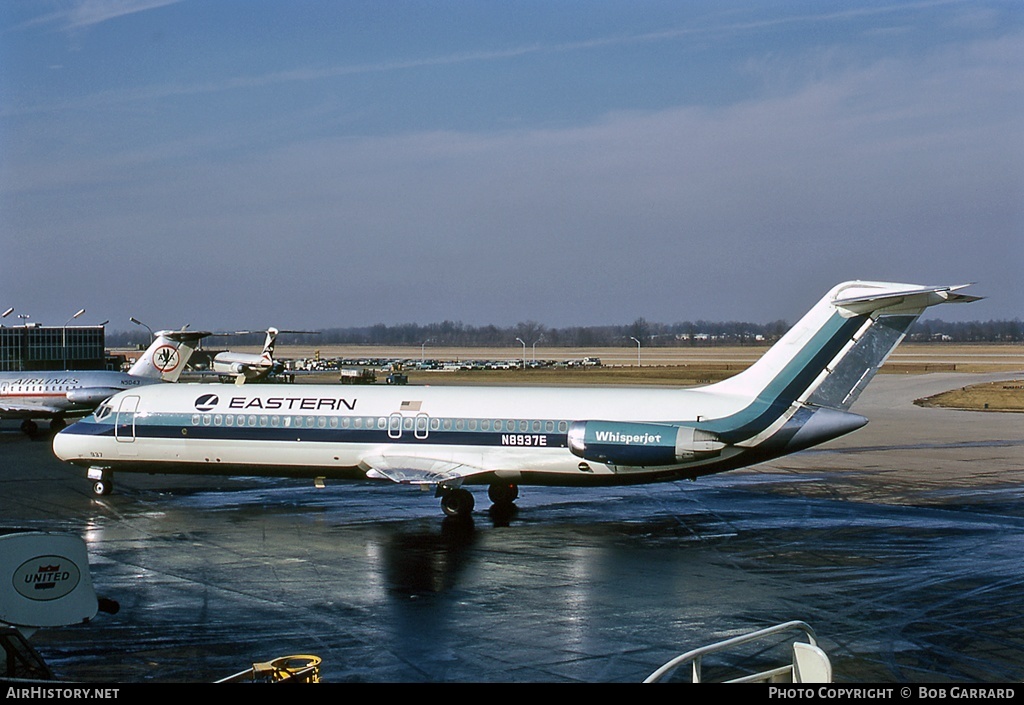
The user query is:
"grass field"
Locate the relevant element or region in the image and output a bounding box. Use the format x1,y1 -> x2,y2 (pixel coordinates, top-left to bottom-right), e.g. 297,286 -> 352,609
266,343 -> 1024,412
265,342 -> 1024,373
168,342 -> 1024,410
915,380 -> 1024,413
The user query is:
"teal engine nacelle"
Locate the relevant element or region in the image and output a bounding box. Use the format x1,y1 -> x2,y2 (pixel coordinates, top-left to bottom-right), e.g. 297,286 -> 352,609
567,420 -> 725,467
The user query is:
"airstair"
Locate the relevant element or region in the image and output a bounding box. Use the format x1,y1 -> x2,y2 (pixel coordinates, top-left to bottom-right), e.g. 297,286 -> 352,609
644,620 -> 832,683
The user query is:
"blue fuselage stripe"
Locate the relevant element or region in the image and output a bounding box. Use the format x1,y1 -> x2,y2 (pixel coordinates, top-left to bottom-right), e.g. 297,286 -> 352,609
60,421 -> 567,449
701,313 -> 866,442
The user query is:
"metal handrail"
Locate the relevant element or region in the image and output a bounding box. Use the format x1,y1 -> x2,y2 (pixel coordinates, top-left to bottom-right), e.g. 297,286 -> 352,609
643,620 -> 819,683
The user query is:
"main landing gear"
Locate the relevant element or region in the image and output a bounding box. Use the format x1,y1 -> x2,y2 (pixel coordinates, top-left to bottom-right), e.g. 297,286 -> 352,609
18,417 -> 66,437
18,416 -> 67,437
488,482 -> 519,506
438,482 -> 520,519
439,488 -> 475,518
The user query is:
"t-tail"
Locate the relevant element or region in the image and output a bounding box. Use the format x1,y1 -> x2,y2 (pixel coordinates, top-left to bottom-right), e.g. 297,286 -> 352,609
698,281 -> 981,455
127,329 -> 213,382
260,328 -> 280,367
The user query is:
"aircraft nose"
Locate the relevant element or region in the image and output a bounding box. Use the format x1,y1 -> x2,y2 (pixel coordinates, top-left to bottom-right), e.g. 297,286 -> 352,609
51,428 -> 76,462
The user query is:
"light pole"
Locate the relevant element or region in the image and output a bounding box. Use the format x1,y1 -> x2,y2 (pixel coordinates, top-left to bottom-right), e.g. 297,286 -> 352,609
130,317 -> 154,344
630,336 -> 641,367
532,336 -> 543,362
421,339 -> 431,363
18,314 -> 30,326
62,308 -> 86,369
515,337 -> 526,369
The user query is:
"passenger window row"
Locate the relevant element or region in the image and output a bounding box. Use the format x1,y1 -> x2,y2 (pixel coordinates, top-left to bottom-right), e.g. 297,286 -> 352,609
189,413 -> 570,434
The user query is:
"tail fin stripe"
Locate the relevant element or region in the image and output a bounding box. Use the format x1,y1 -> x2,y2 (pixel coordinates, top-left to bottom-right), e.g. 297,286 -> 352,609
699,313 -> 867,443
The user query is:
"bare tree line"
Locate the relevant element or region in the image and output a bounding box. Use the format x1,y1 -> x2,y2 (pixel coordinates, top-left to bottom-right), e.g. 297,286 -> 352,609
106,317 -> 1023,349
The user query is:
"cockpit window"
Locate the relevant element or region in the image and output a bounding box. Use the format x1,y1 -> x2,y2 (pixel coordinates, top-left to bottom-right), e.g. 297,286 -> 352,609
95,401 -> 113,421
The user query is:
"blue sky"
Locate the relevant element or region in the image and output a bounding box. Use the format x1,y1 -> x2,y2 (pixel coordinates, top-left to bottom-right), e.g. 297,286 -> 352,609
2,1 -> 1021,332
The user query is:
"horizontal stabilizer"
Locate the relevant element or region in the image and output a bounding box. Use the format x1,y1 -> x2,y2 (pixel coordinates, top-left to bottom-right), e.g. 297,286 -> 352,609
154,329 -> 215,342
832,284 -> 981,316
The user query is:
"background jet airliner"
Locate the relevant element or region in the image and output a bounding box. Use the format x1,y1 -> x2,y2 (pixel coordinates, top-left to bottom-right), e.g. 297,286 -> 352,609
1,328 -> 211,435
210,328 -> 318,384
53,281 -> 979,515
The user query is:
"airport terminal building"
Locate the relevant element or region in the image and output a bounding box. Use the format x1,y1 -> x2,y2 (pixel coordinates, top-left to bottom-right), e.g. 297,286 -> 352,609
0,325 -> 108,372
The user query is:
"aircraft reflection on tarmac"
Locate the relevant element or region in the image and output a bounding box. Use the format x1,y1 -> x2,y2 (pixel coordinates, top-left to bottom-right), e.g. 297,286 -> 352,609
12,465 -> 1021,683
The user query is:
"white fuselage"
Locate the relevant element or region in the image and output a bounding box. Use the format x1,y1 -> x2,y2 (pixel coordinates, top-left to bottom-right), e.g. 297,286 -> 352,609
52,381 -> 760,486
0,370 -> 152,418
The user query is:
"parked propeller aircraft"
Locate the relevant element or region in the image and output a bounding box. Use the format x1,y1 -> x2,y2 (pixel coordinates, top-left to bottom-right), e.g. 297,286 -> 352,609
2,328 -> 211,435
210,328 -> 318,384
52,281 -> 979,516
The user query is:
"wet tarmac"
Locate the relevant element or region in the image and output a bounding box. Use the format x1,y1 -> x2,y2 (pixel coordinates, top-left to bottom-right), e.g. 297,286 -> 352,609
1,373 -> 1022,684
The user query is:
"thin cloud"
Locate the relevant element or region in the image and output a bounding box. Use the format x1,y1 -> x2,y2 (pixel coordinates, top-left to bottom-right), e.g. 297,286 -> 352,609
3,0 -> 971,117
12,0 -> 182,33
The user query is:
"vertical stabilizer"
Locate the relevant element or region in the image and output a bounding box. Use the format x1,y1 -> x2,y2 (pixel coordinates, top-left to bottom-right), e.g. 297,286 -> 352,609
260,328 -> 279,366
705,281 -> 980,419
128,330 -> 212,382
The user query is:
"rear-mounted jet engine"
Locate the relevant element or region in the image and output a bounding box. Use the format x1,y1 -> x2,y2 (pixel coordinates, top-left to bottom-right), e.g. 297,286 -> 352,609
567,421 -> 725,467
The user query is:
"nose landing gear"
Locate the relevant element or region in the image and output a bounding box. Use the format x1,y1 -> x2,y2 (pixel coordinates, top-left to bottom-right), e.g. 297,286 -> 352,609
88,467 -> 113,496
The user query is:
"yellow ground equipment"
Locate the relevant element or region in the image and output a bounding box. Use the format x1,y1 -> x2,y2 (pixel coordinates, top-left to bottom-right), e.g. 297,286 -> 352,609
215,654 -> 322,683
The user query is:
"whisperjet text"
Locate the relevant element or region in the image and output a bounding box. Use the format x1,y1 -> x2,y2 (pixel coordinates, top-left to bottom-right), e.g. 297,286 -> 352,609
594,429 -> 664,445
226,395 -> 357,411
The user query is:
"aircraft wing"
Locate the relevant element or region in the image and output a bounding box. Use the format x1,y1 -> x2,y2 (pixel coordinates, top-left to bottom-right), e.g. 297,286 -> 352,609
0,400 -> 66,415
358,454 -> 492,487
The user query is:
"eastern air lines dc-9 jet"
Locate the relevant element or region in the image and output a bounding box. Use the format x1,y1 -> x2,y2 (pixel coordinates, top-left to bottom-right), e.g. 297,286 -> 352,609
53,281 -> 979,517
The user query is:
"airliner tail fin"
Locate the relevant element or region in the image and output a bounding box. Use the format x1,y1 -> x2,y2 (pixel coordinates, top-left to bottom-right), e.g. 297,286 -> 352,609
709,281 -> 981,412
128,329 -> 213,382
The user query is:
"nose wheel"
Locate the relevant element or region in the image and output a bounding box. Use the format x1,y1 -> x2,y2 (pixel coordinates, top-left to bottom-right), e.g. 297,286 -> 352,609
88,467 -> 113,496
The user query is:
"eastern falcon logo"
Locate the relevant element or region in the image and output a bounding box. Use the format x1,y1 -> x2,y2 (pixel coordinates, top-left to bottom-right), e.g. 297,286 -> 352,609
194,394 -> 220,412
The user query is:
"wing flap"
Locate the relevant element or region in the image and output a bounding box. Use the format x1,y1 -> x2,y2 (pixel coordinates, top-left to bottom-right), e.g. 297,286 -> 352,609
358,454 -> 491,486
